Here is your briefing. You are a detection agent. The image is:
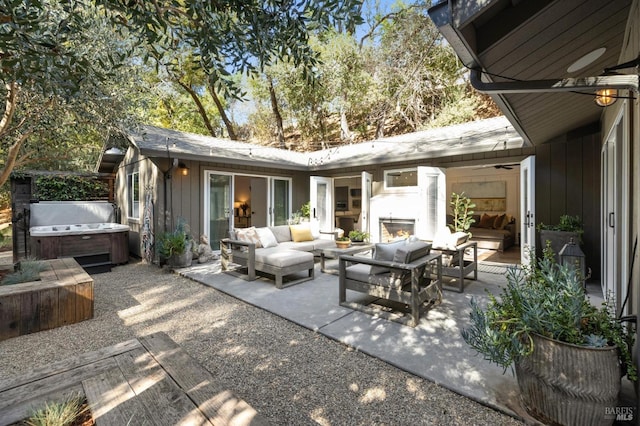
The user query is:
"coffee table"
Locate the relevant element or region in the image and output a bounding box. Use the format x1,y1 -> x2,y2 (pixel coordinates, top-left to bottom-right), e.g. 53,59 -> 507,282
320,243 -> 374,274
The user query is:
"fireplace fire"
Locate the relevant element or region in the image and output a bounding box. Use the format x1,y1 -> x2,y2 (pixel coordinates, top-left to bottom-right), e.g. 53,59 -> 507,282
379,218 -> 416,242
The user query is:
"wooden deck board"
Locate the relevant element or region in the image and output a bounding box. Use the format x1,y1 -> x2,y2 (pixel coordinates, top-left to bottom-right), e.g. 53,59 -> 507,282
0,384 -> 85,426
140,333 -> 267,426
0,333 -> 264,426
0,338 -> 141,392
114,346 -> 213,426
83,369 -> 154,426
0,358 -> 117,426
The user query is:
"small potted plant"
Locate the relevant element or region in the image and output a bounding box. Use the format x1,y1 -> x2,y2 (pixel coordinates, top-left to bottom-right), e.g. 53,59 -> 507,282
461,248 -> 636,426
335,236 -> 351,249
449,192 -> 475,236
348,230 -> 370,243
157,218 -> 194,268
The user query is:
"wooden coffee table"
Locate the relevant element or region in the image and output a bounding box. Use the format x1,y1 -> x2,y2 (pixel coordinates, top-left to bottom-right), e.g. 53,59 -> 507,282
320,243 -> 374,274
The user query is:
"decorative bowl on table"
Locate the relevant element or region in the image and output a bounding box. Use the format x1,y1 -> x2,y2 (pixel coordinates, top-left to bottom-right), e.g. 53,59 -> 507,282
336,238 -> 351,249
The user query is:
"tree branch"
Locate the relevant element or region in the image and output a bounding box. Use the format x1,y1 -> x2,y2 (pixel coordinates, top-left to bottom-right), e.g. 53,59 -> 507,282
0,82 -> 20,140
175,78 -> 218,137
0,130 -> 33,187
358,5 -> 422,50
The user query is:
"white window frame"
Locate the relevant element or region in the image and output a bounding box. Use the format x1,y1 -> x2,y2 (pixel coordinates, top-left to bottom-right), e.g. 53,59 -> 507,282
384,167 -> 418,190
127,171 -> 140,220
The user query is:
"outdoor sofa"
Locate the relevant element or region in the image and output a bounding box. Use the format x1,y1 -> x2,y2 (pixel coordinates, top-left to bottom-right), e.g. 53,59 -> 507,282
221,223 -> 336,288
338,239 -> 443,327
447,213 -> 516,252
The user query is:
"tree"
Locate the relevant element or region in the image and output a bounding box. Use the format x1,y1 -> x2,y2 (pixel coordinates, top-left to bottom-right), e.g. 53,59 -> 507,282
1,0 -> 364,182
98,0 -> 364,107
0,0 -> 136,185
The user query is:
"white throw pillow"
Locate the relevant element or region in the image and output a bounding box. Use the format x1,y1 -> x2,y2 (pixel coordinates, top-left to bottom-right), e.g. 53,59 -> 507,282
255,227 -> 279,248
235,227 -> 262,247
432,227 -> 452,250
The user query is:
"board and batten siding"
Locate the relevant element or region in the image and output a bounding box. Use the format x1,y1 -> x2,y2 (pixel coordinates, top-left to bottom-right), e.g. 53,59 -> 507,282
534,124 -> 601,281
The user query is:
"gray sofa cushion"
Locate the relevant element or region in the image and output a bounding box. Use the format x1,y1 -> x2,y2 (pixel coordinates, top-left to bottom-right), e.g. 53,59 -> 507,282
254,248 -> 313,267
278,240 -> 317,252
312,239 -> 337,251
345,263 -> 373,282
270,225 -> 293,243
346,240 -> 432,288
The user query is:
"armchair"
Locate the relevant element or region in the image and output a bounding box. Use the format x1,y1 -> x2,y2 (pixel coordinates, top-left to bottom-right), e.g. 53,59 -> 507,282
338,241 -> 442,327
432,241 -> 478,293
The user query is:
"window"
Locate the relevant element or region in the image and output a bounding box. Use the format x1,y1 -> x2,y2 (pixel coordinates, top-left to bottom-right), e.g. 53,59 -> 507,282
127,172 -> 140,219
384,168 -> 417,188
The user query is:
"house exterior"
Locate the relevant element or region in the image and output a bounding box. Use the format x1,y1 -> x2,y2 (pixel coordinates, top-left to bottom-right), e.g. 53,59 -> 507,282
427,0 -> 639,348
110,109 -> 601,276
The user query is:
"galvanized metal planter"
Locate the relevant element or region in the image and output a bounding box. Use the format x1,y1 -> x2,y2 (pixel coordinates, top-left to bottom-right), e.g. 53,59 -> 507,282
166,241 -> 194,268
515,333 -> 621,426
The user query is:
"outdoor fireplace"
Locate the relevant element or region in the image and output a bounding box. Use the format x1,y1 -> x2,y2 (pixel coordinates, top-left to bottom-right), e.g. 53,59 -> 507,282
379,218 -> 416,242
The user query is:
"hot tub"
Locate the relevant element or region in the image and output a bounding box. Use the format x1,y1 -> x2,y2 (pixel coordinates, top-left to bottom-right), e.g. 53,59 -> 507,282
29,223 -> 130,265
30,223 -> 130,237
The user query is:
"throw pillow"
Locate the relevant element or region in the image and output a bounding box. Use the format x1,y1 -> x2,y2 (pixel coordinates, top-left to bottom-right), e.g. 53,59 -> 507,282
450,231 -> 469,248
393,241 -> 431,264
371,239 -> 406,274
270,225 -> 292,242
432,227 -> 452,250
235,227 -> 262,247
493,213 -> 508,230
289,224 -> 314,242
477,213 -> 496,228
255,227 -> 279,248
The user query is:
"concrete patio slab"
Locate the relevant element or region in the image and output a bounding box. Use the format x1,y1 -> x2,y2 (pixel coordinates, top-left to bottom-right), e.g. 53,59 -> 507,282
178,258 -> 636,424
179,259 -> 530,420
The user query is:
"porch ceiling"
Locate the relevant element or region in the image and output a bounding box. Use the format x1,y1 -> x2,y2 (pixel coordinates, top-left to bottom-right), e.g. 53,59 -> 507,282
429,0 -> 634,145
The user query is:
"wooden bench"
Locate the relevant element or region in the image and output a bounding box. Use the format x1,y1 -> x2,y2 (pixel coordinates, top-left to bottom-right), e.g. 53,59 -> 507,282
0,332 -> 267,426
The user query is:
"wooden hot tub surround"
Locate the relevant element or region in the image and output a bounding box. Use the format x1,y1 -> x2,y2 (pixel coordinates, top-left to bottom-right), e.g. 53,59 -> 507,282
0,258 -> 94,341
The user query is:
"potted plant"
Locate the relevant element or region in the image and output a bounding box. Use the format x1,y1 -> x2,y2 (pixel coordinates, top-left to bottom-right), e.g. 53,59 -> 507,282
336,236 -> 351,249
537,214 -> 583,262
288,202 -> 311,224
157,218 -> 194,268
462,249 -> 636,426
449,192 -> 475,236
348,230 -> 370,243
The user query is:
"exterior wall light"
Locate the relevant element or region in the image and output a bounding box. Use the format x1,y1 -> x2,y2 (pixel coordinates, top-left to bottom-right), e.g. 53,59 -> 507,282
595,88 -> 617,107
178,162 -> 189,176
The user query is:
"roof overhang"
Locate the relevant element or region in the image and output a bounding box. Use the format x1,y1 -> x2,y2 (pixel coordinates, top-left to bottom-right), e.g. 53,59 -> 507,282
110,118 -> 523,173
428,0 -> 636,145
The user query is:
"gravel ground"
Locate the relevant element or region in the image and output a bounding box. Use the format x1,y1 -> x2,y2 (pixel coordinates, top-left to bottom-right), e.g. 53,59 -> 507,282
0,260 -> 523,425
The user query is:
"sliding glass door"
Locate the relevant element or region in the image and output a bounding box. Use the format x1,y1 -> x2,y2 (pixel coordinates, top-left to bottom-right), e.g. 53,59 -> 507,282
271,178 -> 290,226
205,172 -> 291,249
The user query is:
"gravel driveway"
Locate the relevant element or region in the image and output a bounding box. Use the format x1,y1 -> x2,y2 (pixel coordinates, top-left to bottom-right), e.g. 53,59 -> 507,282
0,260 -> 522,425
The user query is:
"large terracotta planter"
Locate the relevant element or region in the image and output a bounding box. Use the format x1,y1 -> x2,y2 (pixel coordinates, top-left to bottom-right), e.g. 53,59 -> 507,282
515,333 -> 621,426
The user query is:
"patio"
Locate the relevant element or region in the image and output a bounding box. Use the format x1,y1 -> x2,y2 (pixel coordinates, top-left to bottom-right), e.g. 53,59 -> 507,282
0,250 -> 635,424
178,254 -> 637,424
